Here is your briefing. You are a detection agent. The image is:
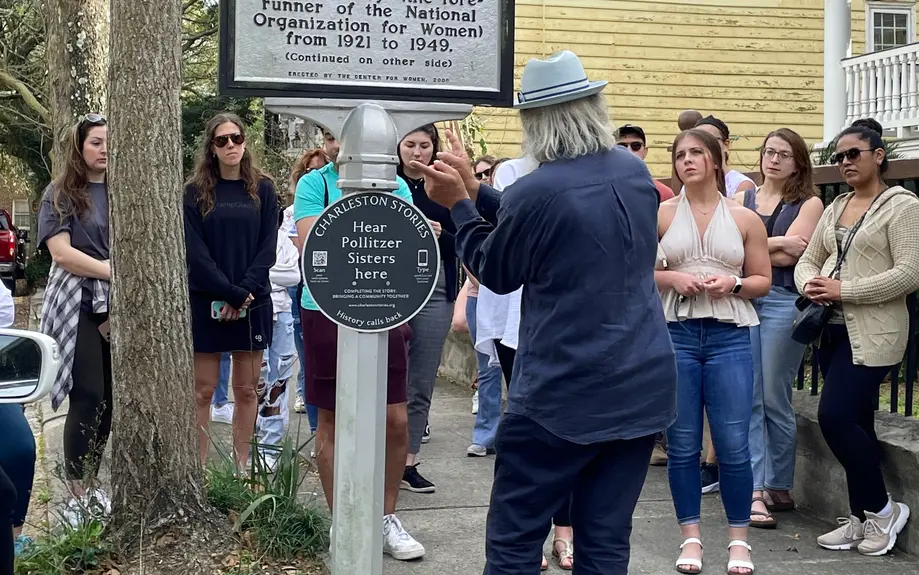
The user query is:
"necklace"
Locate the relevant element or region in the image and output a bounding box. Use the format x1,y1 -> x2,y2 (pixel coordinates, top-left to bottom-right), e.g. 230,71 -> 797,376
689,201 -> 718,216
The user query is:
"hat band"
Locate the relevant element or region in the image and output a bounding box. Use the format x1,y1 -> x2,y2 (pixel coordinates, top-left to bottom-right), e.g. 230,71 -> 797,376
517,77 -> 590,104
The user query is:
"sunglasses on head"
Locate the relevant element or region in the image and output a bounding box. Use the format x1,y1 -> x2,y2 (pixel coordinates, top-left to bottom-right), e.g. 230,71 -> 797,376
81,113 -> 106,126
830,147 -> 874,165
475,167 -> 494,180
617,141 -> 643,152
213,133 -> 245,148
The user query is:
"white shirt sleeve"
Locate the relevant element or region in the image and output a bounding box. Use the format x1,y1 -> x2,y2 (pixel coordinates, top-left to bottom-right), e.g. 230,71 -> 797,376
0,282 -> 14,328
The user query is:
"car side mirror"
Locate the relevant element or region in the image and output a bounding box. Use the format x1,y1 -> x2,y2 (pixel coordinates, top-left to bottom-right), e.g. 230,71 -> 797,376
0,329 -> 61,404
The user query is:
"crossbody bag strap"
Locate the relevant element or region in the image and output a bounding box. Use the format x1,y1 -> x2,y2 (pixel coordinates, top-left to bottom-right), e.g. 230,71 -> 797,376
831,192 -> 884,279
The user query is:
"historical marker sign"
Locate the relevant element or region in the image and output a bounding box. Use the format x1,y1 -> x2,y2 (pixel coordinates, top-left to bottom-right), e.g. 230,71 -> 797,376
303,191 -> 440,332
219,0 -> 515,106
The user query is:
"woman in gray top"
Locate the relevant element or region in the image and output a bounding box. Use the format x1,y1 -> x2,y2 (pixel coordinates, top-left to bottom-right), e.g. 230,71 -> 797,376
735,128 -> 823,529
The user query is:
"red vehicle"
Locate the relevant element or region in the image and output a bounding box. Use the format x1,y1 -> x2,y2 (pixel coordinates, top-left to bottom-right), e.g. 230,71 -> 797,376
0,210 -> 27,293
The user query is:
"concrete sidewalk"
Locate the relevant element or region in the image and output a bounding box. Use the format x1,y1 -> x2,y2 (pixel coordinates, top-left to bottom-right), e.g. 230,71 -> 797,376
26,376 -> 919,574
388,381 -> 919,575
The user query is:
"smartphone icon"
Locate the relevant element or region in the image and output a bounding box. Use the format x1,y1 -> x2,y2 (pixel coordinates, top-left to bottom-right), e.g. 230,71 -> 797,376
417,250 -> 429,267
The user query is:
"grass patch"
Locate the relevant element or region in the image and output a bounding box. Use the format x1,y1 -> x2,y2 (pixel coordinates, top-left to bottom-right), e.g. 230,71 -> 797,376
15,519 -> 112,575
206,435 -> 329,561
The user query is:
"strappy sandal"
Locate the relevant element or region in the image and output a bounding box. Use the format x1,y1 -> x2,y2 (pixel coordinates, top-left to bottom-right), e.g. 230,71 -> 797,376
552,538 -> 574,570
676,537 -> 703,574
727,540 -> 754,575
750,496 -> 777,529
764,489 -> 796,512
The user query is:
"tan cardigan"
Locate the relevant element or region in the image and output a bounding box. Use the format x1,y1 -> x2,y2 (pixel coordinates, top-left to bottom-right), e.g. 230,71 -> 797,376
794,186 -> 919,366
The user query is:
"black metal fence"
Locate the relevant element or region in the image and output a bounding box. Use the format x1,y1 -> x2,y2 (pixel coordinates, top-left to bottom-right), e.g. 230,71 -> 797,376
793,163 -> 919,417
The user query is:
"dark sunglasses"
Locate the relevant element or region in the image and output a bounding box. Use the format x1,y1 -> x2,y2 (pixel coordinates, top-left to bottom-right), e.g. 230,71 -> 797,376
475,167 -> 494,180
213,133 -> 245,148
830,147 -> 875,165
618,141 -> 644,152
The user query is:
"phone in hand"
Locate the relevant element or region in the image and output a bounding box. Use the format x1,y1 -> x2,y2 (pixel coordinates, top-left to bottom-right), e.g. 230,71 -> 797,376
211,301 -> 247,320
98,320 -> 111,342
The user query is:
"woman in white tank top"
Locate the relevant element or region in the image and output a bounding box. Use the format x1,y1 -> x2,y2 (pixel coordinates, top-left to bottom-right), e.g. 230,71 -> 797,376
656,128 -> 771,575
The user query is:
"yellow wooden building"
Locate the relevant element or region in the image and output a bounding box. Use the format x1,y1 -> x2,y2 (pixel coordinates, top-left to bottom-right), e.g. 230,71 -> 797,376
480,0 -> 919,178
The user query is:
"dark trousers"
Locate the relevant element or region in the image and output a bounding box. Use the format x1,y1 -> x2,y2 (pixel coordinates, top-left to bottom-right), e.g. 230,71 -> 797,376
493,340 -> 571,527
817,325 -> 891,521
485,414 -> 655,574
0,463 -> 14,575
64,312 -> 113,480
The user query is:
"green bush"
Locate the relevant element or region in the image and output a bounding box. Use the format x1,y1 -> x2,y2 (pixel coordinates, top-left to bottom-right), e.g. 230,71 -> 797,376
206,435 -> 328,560
25,247 -> 51,288
14,519 -> 111,574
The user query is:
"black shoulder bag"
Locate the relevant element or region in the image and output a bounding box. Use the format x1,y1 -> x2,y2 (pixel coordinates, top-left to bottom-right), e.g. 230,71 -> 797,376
790,198 -> 874,345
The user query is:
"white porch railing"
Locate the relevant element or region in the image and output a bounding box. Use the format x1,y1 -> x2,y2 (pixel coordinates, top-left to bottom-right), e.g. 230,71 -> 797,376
843,43 -> 919,131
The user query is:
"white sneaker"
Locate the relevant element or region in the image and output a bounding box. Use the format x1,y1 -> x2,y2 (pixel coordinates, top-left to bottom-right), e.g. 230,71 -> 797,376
471,390 -> 479,414
383,514 -> 425,560
62,489 -> 112,528
211,403 -> 234,424
294,394 -> 306,414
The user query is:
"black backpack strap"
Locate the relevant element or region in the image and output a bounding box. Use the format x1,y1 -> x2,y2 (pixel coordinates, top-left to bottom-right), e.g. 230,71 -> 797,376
323,176 -> 329,208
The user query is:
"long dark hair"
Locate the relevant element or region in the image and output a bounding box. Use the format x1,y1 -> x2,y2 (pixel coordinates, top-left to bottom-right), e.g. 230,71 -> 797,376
51,115 -> 107,222
671,129 -> 728,196
759,128 -> 817,204
185,113 -> 271,217
397,124 -> 440,178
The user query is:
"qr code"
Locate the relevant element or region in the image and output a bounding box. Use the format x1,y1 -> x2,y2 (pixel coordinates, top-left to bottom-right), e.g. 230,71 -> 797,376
312,251 -> 328,266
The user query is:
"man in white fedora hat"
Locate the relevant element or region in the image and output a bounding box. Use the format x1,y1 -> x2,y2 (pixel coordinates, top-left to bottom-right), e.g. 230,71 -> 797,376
411,50 -> 677,574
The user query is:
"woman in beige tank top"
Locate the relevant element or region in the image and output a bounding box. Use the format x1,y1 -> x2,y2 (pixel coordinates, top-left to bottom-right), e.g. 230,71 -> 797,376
656,129 -> 771,575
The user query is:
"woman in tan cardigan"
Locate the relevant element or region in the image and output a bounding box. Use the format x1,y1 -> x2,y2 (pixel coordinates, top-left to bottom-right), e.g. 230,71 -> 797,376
795,124 -> 919,557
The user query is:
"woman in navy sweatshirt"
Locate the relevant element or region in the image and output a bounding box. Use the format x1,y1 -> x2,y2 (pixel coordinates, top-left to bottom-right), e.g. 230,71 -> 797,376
397,124 -> 457,493
184,113 -> 278,470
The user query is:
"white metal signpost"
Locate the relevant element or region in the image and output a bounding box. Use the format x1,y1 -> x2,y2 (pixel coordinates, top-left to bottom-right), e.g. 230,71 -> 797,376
219,2 -> 515,573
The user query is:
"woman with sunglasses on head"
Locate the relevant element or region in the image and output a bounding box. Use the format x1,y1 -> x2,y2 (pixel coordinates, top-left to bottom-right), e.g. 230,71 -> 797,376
796,123 -> 919,556
733,129 -> 824,529
283,148 -> 330,434
396,124 -> 457,494
37,114 -> 112,516
184,113 -> 278,471
693,116 -> 756,199
657,129 -> 771,575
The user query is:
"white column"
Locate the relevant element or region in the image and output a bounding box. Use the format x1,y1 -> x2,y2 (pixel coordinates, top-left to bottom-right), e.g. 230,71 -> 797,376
824,0 -> 852,141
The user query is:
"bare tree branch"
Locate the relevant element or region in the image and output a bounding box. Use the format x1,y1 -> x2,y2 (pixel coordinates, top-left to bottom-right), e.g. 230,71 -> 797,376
182,26 -> 217,51
0,68 -> 50,124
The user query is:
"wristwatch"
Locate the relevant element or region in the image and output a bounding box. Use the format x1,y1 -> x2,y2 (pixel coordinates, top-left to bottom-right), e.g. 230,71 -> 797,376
731,275 -> 743,295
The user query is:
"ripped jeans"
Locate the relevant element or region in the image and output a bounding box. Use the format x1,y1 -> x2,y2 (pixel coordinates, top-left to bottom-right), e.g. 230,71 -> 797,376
257,311 -> 295,465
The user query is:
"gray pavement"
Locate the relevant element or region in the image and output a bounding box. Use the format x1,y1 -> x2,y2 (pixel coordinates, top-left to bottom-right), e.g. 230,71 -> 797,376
27,376 -> 919,574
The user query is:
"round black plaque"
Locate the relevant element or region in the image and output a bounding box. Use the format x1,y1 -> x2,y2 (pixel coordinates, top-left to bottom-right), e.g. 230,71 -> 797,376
303,191 -> 440,333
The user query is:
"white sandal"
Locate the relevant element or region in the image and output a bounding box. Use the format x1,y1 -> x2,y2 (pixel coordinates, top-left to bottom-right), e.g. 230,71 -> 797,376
727,540 -> 754,575
676,537 -> 703,574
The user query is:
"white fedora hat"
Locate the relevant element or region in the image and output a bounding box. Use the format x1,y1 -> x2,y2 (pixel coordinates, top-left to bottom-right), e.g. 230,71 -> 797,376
514,51 -> 608,110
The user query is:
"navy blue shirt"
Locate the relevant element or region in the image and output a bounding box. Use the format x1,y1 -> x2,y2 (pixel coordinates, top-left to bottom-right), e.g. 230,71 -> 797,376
184,178 -> 278,310
451,148 -> 677,444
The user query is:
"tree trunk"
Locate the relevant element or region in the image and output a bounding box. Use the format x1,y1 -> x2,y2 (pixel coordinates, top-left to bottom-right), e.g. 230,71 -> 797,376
107,0 -> 205,542
44,0 -> 110,177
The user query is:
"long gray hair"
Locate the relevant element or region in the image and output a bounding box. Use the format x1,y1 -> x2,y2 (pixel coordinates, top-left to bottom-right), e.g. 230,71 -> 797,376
520,93 -> 615,164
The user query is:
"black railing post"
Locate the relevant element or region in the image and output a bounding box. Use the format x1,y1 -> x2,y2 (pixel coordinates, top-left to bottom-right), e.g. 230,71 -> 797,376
810,343 -> 819,396
906,293 -> 917,417
890,363 -> 900,414
797,358 -> 805,391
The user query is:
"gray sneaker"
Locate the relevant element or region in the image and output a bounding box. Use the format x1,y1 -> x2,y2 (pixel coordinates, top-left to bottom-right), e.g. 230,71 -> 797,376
817,515 -> 865,550
858,502 -> 911,556
466,444 -> 495,457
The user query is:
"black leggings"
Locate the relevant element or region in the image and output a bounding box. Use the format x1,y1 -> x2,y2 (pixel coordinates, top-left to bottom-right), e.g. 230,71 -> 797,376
0,463 -> 14,575
64,312 -> 113,481
494,340 -> 572,528
817,325 -> 891,521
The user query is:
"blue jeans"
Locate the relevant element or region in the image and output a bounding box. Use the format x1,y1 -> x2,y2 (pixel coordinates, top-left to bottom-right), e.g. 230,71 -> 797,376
211,353 -> 231,406
0,404 -> 36,528
468,296 -> 503,449
666,319 -> 754,528
257,312 -> 296,459
289,286 -> 318,433
749,287 -> 805,491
